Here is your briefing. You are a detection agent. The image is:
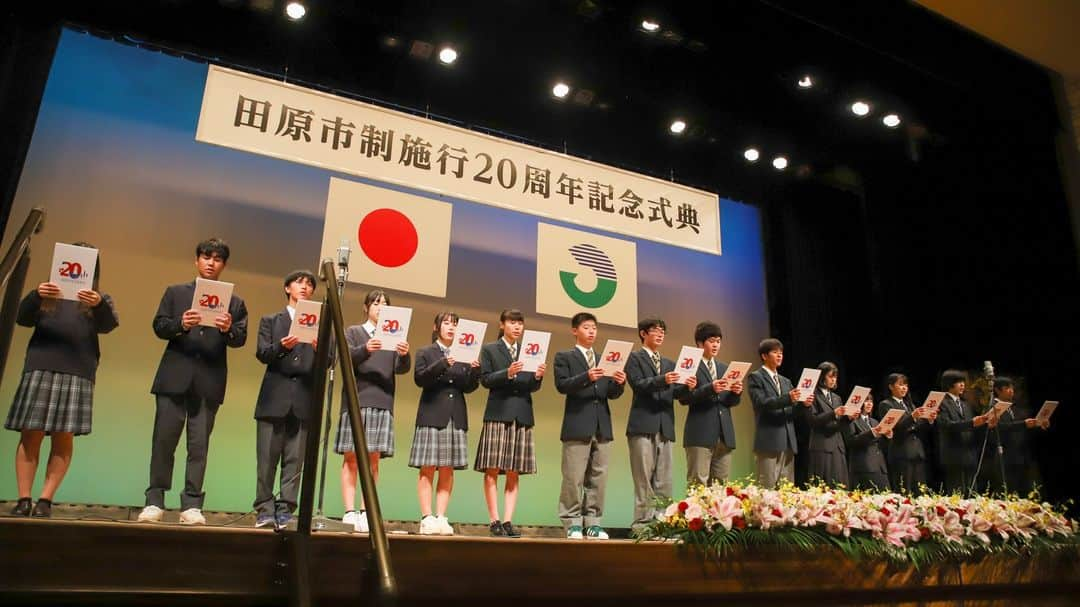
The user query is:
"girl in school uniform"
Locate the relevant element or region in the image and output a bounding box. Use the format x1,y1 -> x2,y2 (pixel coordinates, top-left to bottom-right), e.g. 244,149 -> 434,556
6,244 -> 118,517
875,373 -> 934,494
335,289 -> 410,532
473,309 -> 545,538
804,361 -> 852,487
410,311 -> 481,535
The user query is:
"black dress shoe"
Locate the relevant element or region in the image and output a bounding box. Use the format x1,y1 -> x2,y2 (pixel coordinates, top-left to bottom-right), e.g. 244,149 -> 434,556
11,497 -> 32,516
501,521 -> 521,538
489,520 -> 505,537
31,498 -> 52,518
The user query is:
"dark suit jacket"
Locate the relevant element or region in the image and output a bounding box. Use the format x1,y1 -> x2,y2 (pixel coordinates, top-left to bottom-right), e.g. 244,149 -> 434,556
678,359 -> 741,449
343,323 -> 411,412
747,367 -> 798,453
151,280 -> 247,404
624,349 -> 688,441
553,347 -> 625,441
479,340 -> 542,426
844,415 -> 889,480
875,397 -> 928,462
413,343 -> 480,430
254,309 -> 315,421
805,389 -> 849,454
936,394 -> 979,468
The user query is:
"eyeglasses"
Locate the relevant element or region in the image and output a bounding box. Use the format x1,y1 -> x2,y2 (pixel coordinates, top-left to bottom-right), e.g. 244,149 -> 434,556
647,327 -> 666,335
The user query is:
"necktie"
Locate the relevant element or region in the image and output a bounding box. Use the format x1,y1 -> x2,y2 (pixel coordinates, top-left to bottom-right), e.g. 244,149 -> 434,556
509,343 -> 517,360
586,349 -> 595,368
707,359 -> 716,381
772,373 -> 781,395
651,352 -> 661,374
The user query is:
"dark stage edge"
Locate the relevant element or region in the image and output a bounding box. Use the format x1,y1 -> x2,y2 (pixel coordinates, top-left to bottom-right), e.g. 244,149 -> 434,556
2,503 -> 1079,607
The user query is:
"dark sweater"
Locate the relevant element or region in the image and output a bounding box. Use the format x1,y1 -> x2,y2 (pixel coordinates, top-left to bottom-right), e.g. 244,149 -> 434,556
17,291 -> 119,382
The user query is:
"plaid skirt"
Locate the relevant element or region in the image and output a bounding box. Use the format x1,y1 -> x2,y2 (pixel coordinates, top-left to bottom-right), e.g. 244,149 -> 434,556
334,407 -> 394,457
5,370 -> 94,435
408,419 -> 468,469
473,420 -> 536,475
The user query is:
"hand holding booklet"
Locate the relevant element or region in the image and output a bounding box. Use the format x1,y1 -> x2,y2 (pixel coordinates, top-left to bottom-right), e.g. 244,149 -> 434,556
794,368 -> 821,400
987,400 -> 1013,423
518,330 -> 551,373
50,243 -> 98,301
839,386 -> 872,416
673,346 -> 704,384
916,391 -> 946,418
449,319 -> 487,364
1036,401 -> 1059,424
192,278 -> 234,328
876,408 -> 906,434
596,340 -> 633,376
288,299 -> 322,344
374,305 -> 412,349
721,361 -> 752,385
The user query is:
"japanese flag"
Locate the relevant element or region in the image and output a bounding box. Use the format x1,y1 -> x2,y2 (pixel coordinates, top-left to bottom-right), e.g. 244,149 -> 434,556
535,223 -> 638,328
320,177 -> 452,298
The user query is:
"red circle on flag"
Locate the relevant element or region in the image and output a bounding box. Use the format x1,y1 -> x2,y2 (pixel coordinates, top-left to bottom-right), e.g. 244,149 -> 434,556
357,209 -> 418,268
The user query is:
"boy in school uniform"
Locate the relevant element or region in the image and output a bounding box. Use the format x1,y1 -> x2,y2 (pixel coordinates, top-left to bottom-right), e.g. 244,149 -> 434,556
935,369 -> 990,495
679,321 -> 743,487
624,317 -> 696,530
139,238 -> 248,525
553,312 -> 627,540
252,270 -> 318,528
746,338 -> 813,489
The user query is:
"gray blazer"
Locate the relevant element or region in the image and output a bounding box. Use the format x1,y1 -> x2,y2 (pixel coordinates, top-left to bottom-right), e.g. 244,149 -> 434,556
553,347 -> 625,441
747,367 -> 798,454
678,359 -> 741,449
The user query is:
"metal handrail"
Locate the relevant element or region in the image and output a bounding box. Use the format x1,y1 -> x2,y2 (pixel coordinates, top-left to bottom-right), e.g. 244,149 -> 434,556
294,258 -> 396,607
0,207 -> 46,387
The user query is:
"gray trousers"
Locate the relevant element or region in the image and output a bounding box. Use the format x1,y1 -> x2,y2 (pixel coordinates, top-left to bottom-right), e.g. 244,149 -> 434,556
254,414 -> 307,516
755,449 -> 795,489
628,433 -> 672,528
146,393 -> 219,510
558,437 -> 610,529
685,440 -> 733,487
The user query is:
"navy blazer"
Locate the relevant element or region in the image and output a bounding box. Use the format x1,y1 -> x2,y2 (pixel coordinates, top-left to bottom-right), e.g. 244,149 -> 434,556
936,394 -> 979,468
343,324 -> 411,412
678,359 -> 741,449
413,343 -> 480,430
875,397 -> 928,462
805,389 -> 849,454
553,347 -> 625,441
17,291 -> 119,382
747,367 -> 799,454
254,309 -> 315,421
844,415 -> 890,477
151,280 -> 247,404
624,349 -> 688,441
479,340 -> 542,426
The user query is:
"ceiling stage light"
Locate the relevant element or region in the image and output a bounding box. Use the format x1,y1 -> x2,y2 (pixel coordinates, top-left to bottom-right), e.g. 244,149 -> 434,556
850,101 -> 871,116
641,20 -> 660,32
744,148 -> 760,162
669,119 -> 686,134
797,75 -> 813,89
285,2 -> 306,20
772,156 -> 788,170
552,82 -> 570,98
882,113 -> 901,128
438,47 -> 458,65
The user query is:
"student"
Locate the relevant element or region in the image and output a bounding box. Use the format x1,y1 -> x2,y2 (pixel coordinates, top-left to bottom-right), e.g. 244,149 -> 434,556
410,311 -> 481,535
746,338 -> 813,489
553,312 -> 626,540
140,238 -> 247,525
935,370 -> 990,495
625,317 -> 696,530
875,373 -> 934,494
335,289 -> 410,532
474,309 -> 545,538
6,244 -> 118,517
252,270 -> 318,528
678,321 -> 743,487
804,362 -> 851,487
983,377 -> 1047,496
843,391 -> 892,491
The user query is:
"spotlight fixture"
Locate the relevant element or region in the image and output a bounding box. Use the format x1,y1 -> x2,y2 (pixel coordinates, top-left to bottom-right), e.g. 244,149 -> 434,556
772,156 -> 788,170
850,101 -> 871,116
552,82 -> 570,99
669,119 -> 687,134
797,75 -> 813,89
743,148 -> 760,162
438,47 -> 458,65
641,19 -> 660,32
285,1 -> 306,20
882,113 -> 901,128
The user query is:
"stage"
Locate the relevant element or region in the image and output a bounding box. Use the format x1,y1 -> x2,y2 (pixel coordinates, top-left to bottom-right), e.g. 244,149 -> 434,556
2,502 -> 1079,606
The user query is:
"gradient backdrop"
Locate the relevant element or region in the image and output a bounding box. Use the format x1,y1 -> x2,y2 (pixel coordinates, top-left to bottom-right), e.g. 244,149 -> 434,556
0,30 -> 769,527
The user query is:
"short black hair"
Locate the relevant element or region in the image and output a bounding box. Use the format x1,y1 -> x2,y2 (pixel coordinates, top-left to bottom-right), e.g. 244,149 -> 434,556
637,317 -> 666,342
758,338 -> 783,357
571,312 -> 597,328
196,238 -> 230,262
886,372 -> 908,387
993,376 -> 1014,392
432,311 -> 460,342
283,270 -> 317,299
364,289 -> 390,309
941,369 -> 967,390
694,321 -> 723,345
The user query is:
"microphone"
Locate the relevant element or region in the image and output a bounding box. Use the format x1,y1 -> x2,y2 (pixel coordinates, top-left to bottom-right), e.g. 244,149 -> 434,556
336,239 -> 351,270
983,360 -> 994,380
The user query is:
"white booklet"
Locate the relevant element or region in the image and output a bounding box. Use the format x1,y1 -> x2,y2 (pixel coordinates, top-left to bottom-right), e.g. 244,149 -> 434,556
839,386 -> 872,416
374,305 -> 412,349
876,408 -> 907,434
795,368 -> 822,400
988,400 -> 1013,422
449,318 -> 487,364
50,243 -> 98,301
288,299 -> 322,344
673,345 -> 705,384
192,278 -> 234,327
721,361 -> 752,384
1036,401 -> 1059,424
918,391 -> 947,416
518,330 -> 551,373
596,339 -> 633,377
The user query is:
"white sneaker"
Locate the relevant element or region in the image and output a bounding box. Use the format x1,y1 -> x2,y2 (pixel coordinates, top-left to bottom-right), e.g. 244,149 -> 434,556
137,505 -> 164,522
342,510 -> 359,526
418,515 -> 440,535
179,508 -> 206,525
437,515 -> 455,536
354,510 -> 369,533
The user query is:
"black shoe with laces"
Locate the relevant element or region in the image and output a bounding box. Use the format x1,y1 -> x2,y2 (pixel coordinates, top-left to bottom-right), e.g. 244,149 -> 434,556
501,521 -> 521,538
32,498 -> 52,518
11,497 -> 32,516
489,520 -> 505,537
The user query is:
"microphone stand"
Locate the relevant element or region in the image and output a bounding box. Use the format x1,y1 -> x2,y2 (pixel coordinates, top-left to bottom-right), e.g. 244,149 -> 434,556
313,258 -> 349,529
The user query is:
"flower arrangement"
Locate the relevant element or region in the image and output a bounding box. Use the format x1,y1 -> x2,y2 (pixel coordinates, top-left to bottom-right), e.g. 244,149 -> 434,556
638,480 -> 1079,566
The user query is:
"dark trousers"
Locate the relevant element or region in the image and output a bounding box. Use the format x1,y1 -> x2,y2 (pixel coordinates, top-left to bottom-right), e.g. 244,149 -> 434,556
888,458 -> 926,495
145,393 -> 219,510
941,462 -> 977,496
254,413 -> 307,516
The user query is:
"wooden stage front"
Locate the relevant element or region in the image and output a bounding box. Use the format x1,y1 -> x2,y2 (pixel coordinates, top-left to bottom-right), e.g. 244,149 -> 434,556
2,503 -> 1079,606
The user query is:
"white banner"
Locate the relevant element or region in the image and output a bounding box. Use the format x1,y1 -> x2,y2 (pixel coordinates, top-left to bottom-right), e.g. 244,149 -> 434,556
196,65 -> 721,254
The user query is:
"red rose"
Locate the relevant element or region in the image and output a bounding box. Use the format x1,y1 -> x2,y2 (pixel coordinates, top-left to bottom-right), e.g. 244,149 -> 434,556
881,507 -> 891,516
828,499 -> 836,505
936,505 -> 947,516
733,516 -> 746,529
689,517 -> 704,531
919,527 -> 930,539
771,508 -> 783,518
903,498 -> 912,505
726,486 -> 736,496
677,501 -> 689,513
